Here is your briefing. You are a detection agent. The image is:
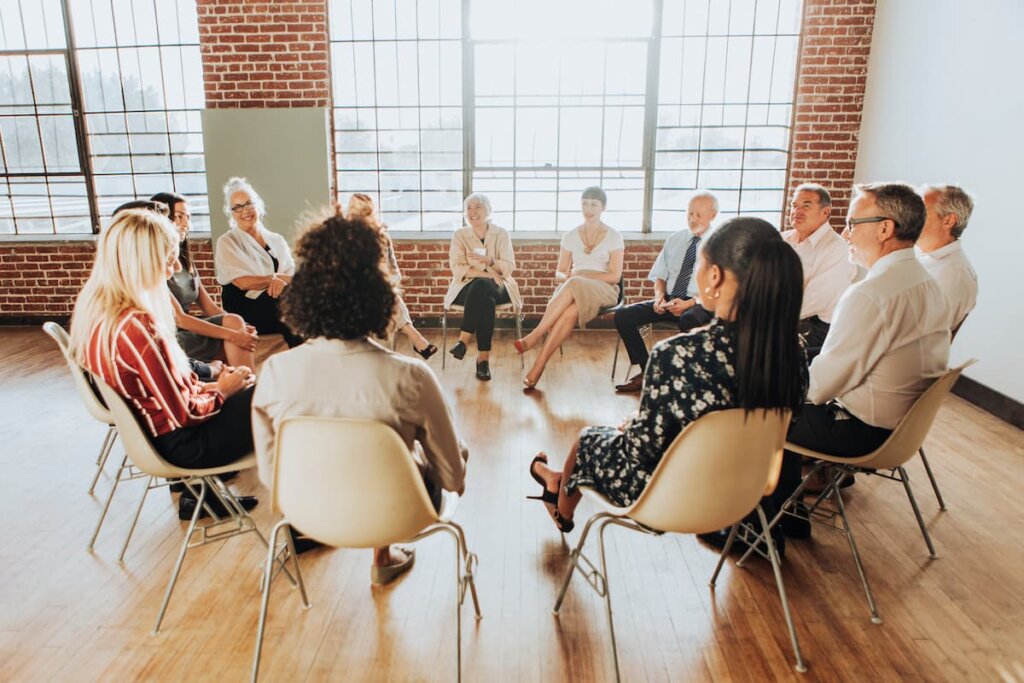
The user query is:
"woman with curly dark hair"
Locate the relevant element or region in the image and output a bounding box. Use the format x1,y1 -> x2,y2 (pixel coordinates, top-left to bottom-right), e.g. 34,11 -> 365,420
252,209 -> 469,582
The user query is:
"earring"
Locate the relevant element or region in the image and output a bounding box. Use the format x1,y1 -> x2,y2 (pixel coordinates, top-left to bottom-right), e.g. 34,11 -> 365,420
704,286 -> 712,295
714,291 -> 720,299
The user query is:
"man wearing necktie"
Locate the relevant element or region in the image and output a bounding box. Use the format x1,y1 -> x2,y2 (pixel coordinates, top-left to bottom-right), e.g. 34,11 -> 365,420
613,192 -> 718,393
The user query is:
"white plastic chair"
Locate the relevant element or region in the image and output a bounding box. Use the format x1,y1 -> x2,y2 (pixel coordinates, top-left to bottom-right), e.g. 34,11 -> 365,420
92,377 -> 285,633
441,301 -> 524,369
42,322 -> 117,496
552,408 -> 805,679
752,361 -> 976,624
251,417 -> 481,682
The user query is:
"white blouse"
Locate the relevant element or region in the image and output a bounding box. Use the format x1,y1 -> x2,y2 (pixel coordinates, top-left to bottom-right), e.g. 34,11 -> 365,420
561,225 -> 625,274
214,226 -> 295,299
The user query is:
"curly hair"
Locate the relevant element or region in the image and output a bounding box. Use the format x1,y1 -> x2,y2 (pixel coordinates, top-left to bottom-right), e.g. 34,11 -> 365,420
281,211 -> 396,340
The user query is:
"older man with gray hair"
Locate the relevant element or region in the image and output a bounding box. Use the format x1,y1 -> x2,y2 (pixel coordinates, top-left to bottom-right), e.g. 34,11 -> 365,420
916,184 -> 977,334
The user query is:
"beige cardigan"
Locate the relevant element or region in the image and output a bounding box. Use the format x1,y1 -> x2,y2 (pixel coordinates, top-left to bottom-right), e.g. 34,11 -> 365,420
443,223 -> 522,310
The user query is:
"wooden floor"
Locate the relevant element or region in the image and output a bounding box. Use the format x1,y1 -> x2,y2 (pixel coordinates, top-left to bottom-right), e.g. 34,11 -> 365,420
1,326 -> 1022,682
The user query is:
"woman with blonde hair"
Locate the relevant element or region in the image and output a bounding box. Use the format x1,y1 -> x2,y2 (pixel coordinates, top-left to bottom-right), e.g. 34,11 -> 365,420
71,209 -> 258,519
346,193 -> 437,360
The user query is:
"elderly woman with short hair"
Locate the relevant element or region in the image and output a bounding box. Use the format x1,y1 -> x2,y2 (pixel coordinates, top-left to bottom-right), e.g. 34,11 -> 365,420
214,177 -> 302,347
443,193 -> 521,381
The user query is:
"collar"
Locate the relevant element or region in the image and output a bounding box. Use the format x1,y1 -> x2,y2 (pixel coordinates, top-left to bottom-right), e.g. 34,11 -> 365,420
866,247 -> 916,279
305,336 -> 388,353
785,221 -> 832,246
919,240 -> 962,260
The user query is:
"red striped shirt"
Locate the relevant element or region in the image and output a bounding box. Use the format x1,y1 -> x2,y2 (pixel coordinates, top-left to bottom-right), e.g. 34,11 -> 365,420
85,310 -> 223,438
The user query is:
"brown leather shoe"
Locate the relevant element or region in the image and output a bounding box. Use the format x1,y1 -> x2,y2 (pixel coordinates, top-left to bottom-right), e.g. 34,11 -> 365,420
615,373 -> 644,393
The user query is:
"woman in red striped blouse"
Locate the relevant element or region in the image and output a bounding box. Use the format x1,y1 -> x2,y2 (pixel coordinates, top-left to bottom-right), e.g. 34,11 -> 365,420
70,209 -> 258,495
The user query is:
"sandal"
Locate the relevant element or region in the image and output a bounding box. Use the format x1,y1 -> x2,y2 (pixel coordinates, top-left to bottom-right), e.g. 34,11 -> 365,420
416,344 -> 437,360
527,479 -> 575,533
529,453 -> 548,487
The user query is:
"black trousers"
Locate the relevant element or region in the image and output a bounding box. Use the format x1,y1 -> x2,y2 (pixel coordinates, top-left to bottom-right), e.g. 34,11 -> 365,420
613,300 -> 713,367
798,316 -> 830,362
153,387 -> 255,470
221,283 -> 303,348
768,402 -> 893,514
452,277 -> 511,352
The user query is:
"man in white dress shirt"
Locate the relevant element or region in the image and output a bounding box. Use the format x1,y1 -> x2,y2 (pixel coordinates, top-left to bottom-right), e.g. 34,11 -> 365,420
771,182 -> 950,537
613,192 -> 718,392
916,184 -> 977,334
782,183 -> 856,355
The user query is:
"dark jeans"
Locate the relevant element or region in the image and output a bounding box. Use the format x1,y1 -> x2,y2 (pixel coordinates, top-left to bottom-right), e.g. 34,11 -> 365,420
768,401 -> 893,514
798,316 -> 830,362
452,278 -> 511,352
153,387 -> 255,470
613,299 -> 713,367
221,283 -> 303,348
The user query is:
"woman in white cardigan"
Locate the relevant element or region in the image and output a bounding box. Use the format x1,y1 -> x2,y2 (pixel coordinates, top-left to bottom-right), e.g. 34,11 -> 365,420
443,193 -> 521,381
214,177 -> 302,347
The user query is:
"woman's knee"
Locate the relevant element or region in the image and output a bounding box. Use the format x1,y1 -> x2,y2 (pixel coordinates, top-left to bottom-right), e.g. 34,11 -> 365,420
222,313 -> 245,330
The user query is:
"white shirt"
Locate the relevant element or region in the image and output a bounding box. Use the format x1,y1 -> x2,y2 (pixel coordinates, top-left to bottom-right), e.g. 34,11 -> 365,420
916,241 -> 977,331
561,225 -> 625,274
648,229 -> 702,299
808,249 -> 950,429
782,223 -> 855,323
252,337 -> 468,493
215,226 -> 295,299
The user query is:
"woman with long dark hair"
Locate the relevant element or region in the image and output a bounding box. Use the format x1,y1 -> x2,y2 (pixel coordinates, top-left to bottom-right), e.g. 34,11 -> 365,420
528,217 -> 807,532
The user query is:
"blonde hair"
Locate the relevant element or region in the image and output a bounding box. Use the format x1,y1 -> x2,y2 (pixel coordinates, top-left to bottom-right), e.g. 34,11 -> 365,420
346,192 -> 382,229
70,209 -> 190,377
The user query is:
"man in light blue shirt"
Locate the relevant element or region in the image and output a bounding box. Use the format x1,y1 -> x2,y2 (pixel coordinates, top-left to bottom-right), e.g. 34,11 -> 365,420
613,191 -> 718,392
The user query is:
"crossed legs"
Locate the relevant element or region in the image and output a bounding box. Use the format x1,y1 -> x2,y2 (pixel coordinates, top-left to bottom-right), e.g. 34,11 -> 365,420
517,293 -> 580,386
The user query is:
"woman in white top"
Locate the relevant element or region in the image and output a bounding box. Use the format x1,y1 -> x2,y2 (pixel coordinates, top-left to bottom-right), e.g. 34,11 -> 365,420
515,186 -> 624,388
444,193 -> 521,381
346,193 -> 437,360
214,177 -> 302,347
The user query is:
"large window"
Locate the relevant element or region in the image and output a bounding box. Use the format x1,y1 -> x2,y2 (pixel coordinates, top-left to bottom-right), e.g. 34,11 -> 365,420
330,0 -> 803,232
0,0 -> 207,235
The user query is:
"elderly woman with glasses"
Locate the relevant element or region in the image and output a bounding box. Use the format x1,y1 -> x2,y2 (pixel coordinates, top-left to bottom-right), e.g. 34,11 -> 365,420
214,177 -> 302,347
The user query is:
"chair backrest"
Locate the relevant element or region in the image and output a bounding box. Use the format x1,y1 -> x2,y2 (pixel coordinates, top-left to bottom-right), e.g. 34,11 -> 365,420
92,377 -> 189,479
626,408 -> 791,534
272,417 -> 439,548
857,360 -> 976,470
42,322 -> 113,425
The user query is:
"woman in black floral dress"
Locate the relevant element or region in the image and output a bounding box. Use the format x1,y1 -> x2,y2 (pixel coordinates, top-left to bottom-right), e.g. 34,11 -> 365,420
529,217 -> 808,531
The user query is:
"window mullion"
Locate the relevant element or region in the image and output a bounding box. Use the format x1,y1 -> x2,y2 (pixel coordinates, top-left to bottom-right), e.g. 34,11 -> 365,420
60,0 -> 100,233
641,0 -> 664,234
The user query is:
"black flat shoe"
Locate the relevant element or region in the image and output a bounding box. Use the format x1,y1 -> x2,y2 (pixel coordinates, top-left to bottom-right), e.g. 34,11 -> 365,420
416,344 -> 438,360
449,341 -> 467,360
179,493 -> 258,520
475,360 -> 491,381
291,531 -> 326,555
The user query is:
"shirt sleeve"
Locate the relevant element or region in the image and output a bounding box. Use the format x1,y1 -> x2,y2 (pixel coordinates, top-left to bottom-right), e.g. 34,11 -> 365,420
410,364 -> 467,492
801,236 -> 854,320
648,241 -> 670,282
493,227 -> 516,278
214,233 -> 252,286
808,286 -> 888,404
449,231 -> 471,283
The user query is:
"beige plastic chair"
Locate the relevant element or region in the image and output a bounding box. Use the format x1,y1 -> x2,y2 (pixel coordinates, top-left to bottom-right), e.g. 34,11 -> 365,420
92,377 -> 283,634
251,417 -> 481,683
752,361 -> 976,624
42,322 -> 117,496
552,408 -> 805,679
441,301 -> 524,369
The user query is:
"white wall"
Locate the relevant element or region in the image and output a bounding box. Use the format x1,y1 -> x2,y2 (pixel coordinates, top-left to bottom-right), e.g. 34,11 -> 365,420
855,0 -> 1024,402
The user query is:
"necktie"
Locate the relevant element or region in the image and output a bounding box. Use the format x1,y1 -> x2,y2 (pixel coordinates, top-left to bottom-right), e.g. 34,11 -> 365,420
670,236 -> 700,299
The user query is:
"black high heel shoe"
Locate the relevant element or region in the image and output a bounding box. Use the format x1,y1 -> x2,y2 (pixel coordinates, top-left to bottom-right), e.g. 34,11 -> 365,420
416,343 -> 437,360
527,454 -> 574,533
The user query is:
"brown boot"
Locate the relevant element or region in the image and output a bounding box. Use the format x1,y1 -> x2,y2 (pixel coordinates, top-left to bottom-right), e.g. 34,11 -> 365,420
615,373 -> 644,393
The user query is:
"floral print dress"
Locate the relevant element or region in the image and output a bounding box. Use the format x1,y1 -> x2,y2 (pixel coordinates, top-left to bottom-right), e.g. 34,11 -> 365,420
566,318 -> 743,507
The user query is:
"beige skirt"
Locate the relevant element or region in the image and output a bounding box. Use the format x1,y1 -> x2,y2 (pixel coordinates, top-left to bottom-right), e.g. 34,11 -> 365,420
549,274 -> 619,327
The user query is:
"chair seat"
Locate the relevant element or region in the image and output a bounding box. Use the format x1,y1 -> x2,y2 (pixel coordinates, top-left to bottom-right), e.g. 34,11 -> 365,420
169,453 -> 257,479
580,487 -> 633,517
445,302 -> 519,312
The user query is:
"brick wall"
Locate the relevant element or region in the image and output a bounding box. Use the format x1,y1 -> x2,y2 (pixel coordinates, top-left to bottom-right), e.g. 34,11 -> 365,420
785,0 -> 877,230
0,239 -> 663,323
197,0 -> 330,108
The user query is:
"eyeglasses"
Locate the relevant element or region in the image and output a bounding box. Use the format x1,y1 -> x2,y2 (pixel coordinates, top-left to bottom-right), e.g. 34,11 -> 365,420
845,215 -> 892,231
230,201 -> 255,214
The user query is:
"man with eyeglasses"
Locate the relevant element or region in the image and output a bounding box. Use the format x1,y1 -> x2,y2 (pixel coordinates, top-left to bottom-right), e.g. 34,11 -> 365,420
768,182 -> 950,539
782,183 -> 856,356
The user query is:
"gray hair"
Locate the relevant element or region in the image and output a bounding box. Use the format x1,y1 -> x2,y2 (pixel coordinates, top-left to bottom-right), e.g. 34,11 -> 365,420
222,176 -> 266,228
463,192 -> 492,217
793,182 -> 832,207
921,184 -> 974,239
691,190 -> 719,213
854,182 -> 926,243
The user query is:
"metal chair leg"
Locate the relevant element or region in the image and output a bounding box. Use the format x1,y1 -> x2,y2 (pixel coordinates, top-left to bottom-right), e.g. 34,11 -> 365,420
252,520 -> 308,683
89,426 -> 117,494
918,447 -> 947,511
832,477 -> 882,624
154,478 -> 207,634
516,313 -> 524,369
595,520 -> 622,683
441,310 -> 448,370
89,454 -> 128,550
552,513 -> 605,614
611,339 -> 620,380
898,466 -> 938,559
757,505 -> 806,673
118,475 -> 153,562
708,523 -> 740,586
